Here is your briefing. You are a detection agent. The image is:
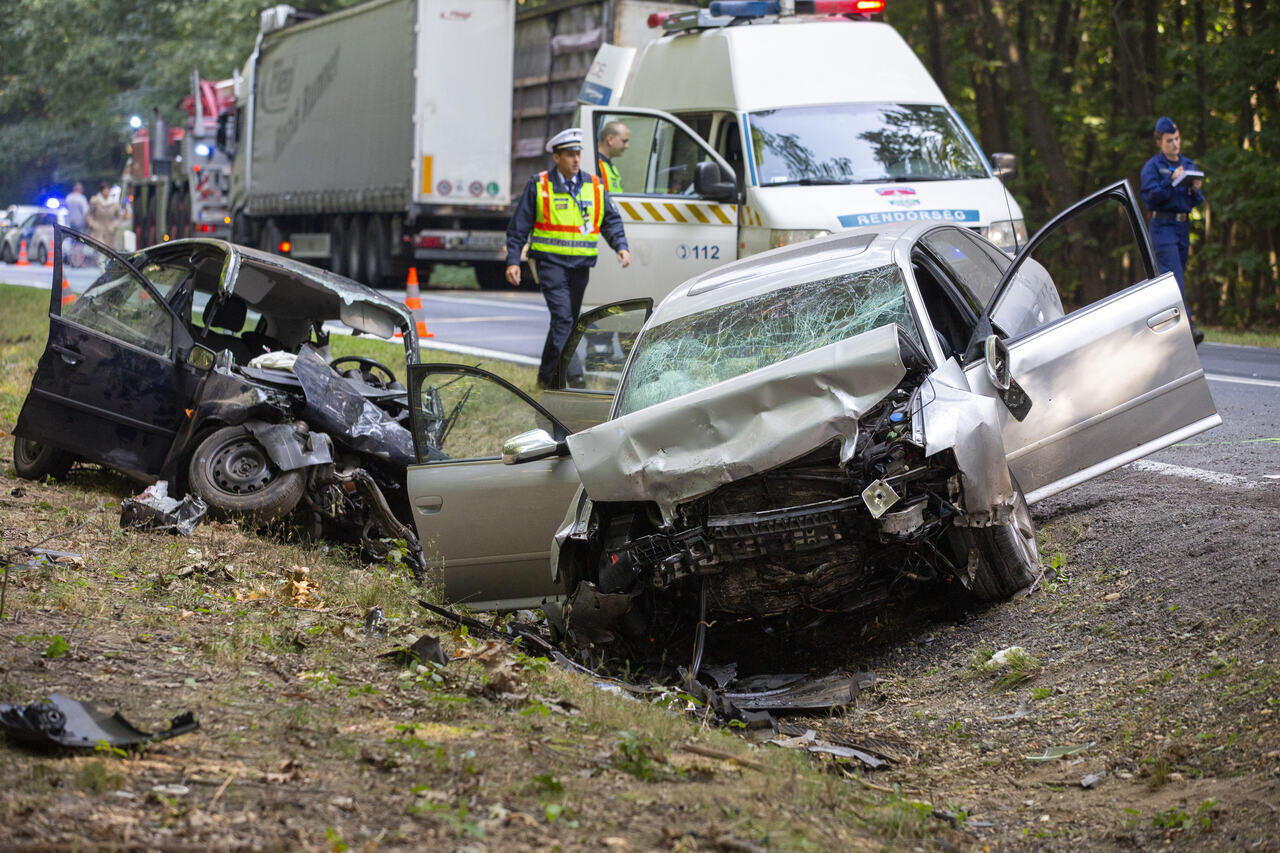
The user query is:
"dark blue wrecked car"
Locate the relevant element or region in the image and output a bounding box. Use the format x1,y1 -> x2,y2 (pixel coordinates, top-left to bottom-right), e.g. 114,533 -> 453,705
13,226 -> 425,572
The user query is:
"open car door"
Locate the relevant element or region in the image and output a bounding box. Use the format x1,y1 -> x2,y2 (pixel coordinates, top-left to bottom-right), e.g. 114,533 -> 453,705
403,365 -> 584,611
964,180 -> 1220,503
14,227 -> 199,476
579,105 -> 738,308
405,300 -> 651,609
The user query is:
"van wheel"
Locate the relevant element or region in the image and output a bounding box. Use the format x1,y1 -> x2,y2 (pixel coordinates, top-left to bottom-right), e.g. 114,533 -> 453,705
36,242 -> 49,266
188,426 -> 305,523
13,437 -> 73,481
970,479 -> 1040,600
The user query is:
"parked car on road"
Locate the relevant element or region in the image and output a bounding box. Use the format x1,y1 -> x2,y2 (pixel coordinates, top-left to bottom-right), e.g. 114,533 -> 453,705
396,181 -> 1219,662
2,203 -> 44,230
13,227 -> 425,571
1,208 -> 68,264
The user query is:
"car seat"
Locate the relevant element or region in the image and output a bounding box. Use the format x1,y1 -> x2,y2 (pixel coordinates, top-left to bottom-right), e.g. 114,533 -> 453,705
201,296 -> 252,363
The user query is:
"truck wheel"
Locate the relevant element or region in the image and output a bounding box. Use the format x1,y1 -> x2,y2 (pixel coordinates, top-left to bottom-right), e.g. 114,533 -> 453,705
346,215 -> 366,283
363,215 -> 387,286
970,479 -> 1041,601
13,437 -> 73,481
328,216 -> 348,276
167,188 -> 189,240
187,426 -> 305,523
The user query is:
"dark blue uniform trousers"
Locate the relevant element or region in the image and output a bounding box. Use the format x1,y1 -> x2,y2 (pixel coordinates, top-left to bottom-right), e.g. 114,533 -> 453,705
1149,217 -> 1191,300
536,260 -> 591,386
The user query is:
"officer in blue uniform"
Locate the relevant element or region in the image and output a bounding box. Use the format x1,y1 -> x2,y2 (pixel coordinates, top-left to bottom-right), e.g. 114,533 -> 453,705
506,128 -> 631,387
1139,116 -> 1205,345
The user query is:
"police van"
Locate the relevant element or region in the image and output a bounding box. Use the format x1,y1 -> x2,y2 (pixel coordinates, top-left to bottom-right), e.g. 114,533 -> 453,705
576,0 -> 1025,306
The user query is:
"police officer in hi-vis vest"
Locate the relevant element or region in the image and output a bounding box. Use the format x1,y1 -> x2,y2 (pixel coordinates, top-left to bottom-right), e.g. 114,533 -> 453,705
506,128 -> 631,387
596,120 -> 630,193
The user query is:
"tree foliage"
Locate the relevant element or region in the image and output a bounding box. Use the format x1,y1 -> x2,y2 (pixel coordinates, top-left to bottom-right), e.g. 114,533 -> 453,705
888,0 -> 1279,326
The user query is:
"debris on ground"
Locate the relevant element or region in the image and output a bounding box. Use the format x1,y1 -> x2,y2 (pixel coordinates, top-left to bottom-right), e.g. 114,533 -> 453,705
119,480 -> 207,535
1024,742 -> 1096,762
0,694 -> 198,750
380,633 -> 449,668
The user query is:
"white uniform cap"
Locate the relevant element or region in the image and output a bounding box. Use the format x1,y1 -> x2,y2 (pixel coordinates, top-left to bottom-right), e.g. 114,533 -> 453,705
546,128 -> 584,153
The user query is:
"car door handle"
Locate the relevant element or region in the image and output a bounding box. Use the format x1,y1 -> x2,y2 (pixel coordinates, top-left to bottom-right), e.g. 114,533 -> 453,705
51,344 -> 83,364
1146,307 -> 1180,332
415,496 -> 443,514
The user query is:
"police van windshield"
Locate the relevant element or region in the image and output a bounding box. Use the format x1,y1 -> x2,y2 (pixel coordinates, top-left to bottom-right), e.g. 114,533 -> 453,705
748,103 -> 988,186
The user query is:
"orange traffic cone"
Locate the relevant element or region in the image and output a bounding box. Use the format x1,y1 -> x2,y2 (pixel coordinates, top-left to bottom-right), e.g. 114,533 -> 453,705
43,244 -> 54,267
395,267 -> 433,339
60,279 -> 76,308
16,238 -> 30,266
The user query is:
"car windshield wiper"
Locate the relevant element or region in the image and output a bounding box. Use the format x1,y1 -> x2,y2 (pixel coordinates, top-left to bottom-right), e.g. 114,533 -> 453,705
876,175 -> 982,183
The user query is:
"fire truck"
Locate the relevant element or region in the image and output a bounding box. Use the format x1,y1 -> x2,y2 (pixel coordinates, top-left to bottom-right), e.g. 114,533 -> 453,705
122,72 -> 236,248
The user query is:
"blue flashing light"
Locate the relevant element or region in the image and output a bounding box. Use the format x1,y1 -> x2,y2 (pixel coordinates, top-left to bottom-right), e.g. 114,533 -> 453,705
45,197 -> 62,209
195,143 -> 212,158
708,1 -> 778,17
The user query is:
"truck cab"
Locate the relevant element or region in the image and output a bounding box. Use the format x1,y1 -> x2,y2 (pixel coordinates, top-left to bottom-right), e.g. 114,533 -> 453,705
577,1 -> 1025,307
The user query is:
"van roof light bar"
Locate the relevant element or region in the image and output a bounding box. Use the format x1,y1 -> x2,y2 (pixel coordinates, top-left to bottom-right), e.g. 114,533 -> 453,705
707,0 -> 885,18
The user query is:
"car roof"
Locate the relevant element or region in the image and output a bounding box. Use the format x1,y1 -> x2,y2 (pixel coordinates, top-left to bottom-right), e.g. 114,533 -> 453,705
138,238 -> 416,343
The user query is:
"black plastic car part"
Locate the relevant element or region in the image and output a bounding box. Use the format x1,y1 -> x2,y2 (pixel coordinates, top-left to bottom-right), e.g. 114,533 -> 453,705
0,694 -> 199,750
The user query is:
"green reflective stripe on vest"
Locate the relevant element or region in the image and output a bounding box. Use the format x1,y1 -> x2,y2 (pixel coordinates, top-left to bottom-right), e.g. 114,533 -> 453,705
599,157 -> 623,193
530,171 -> 603,258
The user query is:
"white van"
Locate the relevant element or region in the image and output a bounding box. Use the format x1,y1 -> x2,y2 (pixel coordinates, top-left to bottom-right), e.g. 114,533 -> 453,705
577,3 -> 1026,306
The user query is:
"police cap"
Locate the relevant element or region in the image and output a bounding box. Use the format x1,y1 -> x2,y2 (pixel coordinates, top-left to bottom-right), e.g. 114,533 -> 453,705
1155,116 -> 1177,135
546,128 -> 584,154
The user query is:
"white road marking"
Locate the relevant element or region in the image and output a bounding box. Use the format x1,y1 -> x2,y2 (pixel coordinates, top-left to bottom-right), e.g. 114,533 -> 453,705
416,340 -> 540,367
424,314 -> 530,324
1206,373 -> 1280,389
1127,459 -> 1259,489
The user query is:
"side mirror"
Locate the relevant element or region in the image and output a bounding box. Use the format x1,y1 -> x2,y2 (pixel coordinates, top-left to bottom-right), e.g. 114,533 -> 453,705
187,344 -> 217,371
502,428 -> 566,465
991,152 -> 1018,180
984,334 -> 1011,391
984,334 -> 1033,421
693,161 -> 736,202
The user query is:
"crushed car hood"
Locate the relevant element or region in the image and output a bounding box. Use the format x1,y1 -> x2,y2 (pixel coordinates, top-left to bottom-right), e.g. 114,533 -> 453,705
567,324 -> 908,521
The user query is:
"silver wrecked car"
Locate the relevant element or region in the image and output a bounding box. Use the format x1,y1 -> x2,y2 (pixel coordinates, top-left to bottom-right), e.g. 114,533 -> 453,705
400,181 -> 1219,655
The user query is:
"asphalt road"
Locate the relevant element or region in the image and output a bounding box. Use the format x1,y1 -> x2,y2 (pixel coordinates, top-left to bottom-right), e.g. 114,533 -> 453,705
3,259 -> 1277,483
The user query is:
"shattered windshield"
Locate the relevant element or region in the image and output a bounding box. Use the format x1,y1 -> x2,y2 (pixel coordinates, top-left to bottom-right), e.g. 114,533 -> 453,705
615,264 -> 920,415
748,103 -> 988,185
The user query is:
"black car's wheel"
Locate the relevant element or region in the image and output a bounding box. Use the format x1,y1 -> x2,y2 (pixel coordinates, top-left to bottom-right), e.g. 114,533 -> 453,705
13,436 -> 73,481
188,426 -> 305,522
970,479 -> 1041,601
1,240 -> 14,264
36,242 -> 49,266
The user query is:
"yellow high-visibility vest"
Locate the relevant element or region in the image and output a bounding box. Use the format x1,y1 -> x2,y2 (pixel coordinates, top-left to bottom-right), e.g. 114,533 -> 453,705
529,171 -> 604,258
598,157 -> 623,193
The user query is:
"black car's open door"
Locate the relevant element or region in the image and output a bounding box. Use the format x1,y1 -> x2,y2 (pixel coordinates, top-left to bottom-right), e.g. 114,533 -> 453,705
965,181 -> 1220,503
14,227 -> 196,476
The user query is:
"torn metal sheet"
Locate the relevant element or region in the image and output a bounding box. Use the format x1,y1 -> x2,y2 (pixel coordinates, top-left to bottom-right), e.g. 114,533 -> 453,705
243,419 -> 334,471
380,633 -> 449,668
723,671 -> 875,713
120,481 -> 207,535
0,694 -> 198,750
293,348 -> 414,467
568,325 -> 909,522
913,359 -> 1015,524
768,728 -> 885,769
564,582 -> 634,646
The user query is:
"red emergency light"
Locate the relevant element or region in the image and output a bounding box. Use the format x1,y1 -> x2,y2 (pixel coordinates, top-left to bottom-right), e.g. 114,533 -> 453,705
813,0 -> 886,12
414,235 -> 445,249
196,224 -> 215,233
278,241 -> 292,254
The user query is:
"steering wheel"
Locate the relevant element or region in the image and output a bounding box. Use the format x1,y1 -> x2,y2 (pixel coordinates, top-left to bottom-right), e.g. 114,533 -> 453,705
329,355 -> 397,389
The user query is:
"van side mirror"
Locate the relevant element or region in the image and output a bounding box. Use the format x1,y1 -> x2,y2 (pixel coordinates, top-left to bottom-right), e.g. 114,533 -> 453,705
991,152 -> 1017,180
694,161 -> 736,202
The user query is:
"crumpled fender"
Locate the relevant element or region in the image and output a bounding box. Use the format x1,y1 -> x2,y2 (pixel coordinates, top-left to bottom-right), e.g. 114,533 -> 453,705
243,419 -> 333,471
913,358 -> 1015,525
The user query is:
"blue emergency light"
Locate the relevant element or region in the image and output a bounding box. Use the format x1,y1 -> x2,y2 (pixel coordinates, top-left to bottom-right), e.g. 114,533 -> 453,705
44,197 -> 61,209
653,1 -> 884,30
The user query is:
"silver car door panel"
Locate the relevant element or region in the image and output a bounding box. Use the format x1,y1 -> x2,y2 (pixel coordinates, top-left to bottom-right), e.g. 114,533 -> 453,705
966,273 -> 1219,503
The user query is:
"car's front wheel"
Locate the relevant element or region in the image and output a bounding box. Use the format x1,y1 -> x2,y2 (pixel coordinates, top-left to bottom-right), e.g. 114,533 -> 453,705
13,436 -> 73,481
970,479 -> 1041,600
187,426 -> 306,523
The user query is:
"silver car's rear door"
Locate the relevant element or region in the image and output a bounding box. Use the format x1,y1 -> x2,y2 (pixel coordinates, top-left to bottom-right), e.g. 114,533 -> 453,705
967,180 -> 1220,503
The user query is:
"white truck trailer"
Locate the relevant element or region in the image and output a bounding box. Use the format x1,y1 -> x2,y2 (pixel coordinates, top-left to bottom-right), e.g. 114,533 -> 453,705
226,0 -> 683,286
